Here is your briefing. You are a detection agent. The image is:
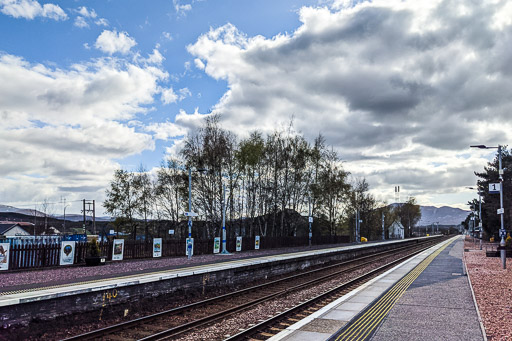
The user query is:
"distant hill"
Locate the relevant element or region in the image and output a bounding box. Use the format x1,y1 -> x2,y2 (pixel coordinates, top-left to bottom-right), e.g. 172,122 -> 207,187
418,205 -> 469,226
0,204 -> 45,217
54,214 -> 112,222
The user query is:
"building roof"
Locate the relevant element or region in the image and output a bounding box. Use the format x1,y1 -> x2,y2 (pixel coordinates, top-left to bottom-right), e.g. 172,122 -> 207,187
0,223 -> 14,235
0,222 -> 33,235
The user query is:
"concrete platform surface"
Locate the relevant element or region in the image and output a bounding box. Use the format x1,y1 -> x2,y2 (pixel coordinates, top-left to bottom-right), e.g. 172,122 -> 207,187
269,236 -> 485,341
370,236 -> 484,341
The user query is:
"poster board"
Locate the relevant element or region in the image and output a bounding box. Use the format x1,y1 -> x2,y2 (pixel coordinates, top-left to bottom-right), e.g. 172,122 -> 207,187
213,237 -> 220,254
153,238 -> 162,257
112,239 -> 124,261
255,235 -> 260,250
186,238 -> 194,256
60,241 -> 75,265
0,243 -> 10,271
236,236 -> 242,252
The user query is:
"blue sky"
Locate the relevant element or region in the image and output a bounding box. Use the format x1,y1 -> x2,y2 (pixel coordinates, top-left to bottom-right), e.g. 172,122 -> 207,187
1,0 -> 510,214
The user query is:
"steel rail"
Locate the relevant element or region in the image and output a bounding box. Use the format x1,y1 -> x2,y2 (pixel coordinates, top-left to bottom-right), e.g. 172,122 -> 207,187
224,239 -> 447,341
62,238 -> 442,341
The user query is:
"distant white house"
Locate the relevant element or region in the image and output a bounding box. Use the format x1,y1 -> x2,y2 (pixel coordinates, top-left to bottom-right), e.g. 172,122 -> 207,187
0,222 -> 32,237
388,220 -> 405,239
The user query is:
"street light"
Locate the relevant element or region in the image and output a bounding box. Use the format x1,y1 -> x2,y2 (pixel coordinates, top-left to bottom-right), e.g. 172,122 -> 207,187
186,167 -> 207,260
470,144 -> 506,269
220,182 -> 230,255
467,186 -> 483,250
63,204 -> 70,230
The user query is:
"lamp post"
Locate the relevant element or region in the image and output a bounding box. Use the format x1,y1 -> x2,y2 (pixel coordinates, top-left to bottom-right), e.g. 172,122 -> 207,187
471,145 -> 506,269
220,183 -> 230,254
63,204 -> 70,230
186,167 -> 207,260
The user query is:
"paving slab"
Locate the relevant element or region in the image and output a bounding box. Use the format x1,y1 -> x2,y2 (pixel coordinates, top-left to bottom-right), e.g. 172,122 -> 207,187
370,237 -> 484,341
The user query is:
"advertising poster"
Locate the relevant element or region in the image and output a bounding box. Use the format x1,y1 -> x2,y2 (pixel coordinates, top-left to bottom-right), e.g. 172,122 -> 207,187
236,236 -> 242,252
213,237 -> 220,254
60,241 -> 75,266
0,243 -> 10,271
153,238 -> 162,258
112,239 -> 124,261
185,238 -> 194,256
255,235 -> 260,250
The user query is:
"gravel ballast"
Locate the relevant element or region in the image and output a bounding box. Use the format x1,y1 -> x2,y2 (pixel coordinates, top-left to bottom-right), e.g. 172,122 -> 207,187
464,237 -> 512,341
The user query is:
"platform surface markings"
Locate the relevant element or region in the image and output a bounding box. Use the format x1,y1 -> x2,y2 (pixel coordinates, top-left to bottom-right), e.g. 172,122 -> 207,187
329,238 -> 453,341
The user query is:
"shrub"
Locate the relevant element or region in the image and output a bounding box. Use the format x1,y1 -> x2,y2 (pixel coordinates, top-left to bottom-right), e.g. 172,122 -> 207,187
506,234 -> 512,247
87,238 -> 101,257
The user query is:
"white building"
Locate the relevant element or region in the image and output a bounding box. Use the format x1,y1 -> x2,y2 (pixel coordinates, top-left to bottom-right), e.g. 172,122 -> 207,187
388,220 -> 405,239
0,222 -> 32,237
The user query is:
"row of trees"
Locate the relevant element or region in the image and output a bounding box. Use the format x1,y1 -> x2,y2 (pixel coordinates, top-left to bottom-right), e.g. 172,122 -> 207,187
466,147 -> 512,237
103,115 -> 421,241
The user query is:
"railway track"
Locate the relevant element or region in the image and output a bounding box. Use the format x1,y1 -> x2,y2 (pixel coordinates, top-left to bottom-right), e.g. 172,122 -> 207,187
63,238 -> 445,341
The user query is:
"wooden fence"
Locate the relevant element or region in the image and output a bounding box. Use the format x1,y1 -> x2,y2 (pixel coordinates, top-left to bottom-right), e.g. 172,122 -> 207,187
5,235 -> 350,271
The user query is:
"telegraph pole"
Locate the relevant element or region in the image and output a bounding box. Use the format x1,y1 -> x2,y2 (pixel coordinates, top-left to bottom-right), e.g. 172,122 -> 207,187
82,199 -> 96,235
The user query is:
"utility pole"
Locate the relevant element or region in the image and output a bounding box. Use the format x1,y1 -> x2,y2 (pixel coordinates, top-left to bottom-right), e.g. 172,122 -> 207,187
82,199 -> 96,236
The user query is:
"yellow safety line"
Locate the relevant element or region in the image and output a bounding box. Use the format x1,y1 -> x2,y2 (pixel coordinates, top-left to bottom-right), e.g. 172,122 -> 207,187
334,238 -> 453,341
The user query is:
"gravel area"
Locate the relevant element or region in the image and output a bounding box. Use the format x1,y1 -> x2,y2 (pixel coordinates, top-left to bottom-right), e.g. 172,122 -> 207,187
0,243 -> 349,289
464,237 -> 512,341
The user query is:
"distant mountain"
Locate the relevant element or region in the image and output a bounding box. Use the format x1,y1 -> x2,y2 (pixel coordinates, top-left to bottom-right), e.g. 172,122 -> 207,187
0,204 -> 112,222
418,205 -> 469,226
0,204 -> 45,217
54,214 -> 112,222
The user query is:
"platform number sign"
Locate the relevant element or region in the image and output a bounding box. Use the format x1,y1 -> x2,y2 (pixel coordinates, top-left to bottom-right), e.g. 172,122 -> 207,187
489,183 -> 501,194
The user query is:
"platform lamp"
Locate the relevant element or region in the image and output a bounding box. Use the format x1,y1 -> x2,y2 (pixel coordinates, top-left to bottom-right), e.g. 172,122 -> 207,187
186,167 -> 208,260
467,187 -> 483,250
470,145 -> 506,269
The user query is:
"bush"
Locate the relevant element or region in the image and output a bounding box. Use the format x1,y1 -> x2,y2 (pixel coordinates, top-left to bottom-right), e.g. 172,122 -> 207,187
87,238 -> 101,257
506,234 -> 512,247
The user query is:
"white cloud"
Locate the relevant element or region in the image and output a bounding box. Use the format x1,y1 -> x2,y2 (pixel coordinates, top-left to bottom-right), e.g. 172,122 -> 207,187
160,87 -> 178,104
73,6 -> 107,28
194,58 -> 205,70
144,121 -> 187,140
146,49 -> 164,64
187,0 -> 512,203
0,0 -> 67,20
0,52 -> 172,208
95,18 -> 108,27
178,87 -> 191,100
162,32 -> 173,41
74,16 -> 88,28
77,6 -> 96,18
95,30 -> 137,55
173,0 -> 192,16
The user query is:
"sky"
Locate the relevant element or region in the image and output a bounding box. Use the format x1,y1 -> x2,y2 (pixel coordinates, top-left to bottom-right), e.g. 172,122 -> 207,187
1,0 -> 510,215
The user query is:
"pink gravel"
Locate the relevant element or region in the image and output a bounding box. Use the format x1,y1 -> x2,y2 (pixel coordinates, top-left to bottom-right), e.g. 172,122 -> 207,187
464,237 -> 512,341
0,243 -> 347,290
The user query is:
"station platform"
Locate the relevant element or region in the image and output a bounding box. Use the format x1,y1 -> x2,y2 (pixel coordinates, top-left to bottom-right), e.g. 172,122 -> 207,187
0,237 -> 433,310
269,236 -> 486,341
